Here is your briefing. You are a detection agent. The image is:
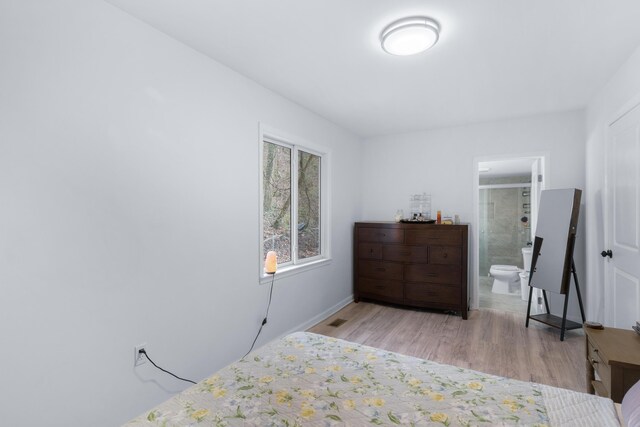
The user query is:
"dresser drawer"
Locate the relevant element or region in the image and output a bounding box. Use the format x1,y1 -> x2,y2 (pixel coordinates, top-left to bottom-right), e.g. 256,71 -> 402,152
383,245 -> 427,262
429,246 -> 461,265
405,283 -> 461,305
358,227 -> 404,243
588,339 -> 611,393
358,278 -> 403,301
587,339 -> 602,364
405,229 -> 462,245
404,264 -> 461,284
593,359 -> 611,395
359,260 -> 403,280
358,243 -> 382,259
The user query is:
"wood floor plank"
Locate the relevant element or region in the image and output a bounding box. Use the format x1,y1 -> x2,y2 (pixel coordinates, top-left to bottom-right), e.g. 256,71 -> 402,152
307,302 -> 586,393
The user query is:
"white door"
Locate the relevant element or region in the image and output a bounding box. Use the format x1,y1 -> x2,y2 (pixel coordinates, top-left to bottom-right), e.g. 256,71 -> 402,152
604,100 -> 640,328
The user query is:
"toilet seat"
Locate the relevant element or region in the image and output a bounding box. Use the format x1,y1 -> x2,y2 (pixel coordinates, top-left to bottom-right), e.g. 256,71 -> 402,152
490,265 -> 521,272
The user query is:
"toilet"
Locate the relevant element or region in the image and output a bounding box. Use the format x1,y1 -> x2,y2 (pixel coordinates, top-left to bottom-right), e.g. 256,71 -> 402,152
520,247 -> 533,301
489,265 -> 521,295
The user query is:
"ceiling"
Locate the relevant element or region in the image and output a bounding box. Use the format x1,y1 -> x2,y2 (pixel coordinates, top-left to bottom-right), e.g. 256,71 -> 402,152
104,0 -> 640,138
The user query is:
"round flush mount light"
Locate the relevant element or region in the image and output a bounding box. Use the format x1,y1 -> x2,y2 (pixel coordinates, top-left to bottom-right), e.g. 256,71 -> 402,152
381,16 -> 440,56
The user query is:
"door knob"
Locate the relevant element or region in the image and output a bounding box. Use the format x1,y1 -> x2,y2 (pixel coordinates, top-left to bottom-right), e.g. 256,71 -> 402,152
601,249 -> 613,258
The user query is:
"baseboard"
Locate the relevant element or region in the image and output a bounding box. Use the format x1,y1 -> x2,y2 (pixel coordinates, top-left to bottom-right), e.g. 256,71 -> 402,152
281,294 -> 354,338
237,295 -> 354,363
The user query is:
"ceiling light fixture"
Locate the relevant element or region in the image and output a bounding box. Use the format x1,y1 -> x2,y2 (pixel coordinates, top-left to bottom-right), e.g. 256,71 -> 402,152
381,16 -> 440,56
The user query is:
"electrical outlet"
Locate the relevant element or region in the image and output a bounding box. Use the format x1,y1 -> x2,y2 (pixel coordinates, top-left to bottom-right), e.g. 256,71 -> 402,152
134,343 -> 147,367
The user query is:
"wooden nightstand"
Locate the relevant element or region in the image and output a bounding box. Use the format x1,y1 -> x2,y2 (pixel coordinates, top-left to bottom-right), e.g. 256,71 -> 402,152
585,326 -> 640,403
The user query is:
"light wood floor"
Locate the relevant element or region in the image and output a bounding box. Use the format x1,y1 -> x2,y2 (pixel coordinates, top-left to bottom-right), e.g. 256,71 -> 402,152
308,302 -> 587,393
479,276 -> 529,313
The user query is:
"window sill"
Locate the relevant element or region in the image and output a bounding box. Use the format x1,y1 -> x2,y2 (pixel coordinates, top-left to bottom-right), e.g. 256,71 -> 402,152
259,257 -> 332,284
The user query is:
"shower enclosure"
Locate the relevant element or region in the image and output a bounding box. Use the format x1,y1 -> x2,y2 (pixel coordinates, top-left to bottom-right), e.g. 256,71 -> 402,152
479,180 -> 531,276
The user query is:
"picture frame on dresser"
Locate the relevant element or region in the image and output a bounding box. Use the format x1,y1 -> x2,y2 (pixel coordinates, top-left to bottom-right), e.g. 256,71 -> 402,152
353,222 -> 469,319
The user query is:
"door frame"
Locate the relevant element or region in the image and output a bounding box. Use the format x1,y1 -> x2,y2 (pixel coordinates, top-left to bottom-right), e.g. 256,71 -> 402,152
471,152 -> 550,310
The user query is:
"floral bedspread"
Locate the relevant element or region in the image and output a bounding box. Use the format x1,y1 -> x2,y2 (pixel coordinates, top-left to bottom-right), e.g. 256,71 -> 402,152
125,332 -> 619,426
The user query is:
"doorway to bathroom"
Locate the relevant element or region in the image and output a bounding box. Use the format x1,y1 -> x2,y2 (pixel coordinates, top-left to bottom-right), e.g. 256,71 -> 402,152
474,156 -> 546,314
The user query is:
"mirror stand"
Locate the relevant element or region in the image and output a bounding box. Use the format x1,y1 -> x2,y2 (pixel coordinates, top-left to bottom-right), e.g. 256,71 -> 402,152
525,258 -> 586,341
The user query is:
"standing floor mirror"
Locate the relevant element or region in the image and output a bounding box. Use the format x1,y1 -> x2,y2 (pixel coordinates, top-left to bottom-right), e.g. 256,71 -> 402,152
525,188 -> 586,341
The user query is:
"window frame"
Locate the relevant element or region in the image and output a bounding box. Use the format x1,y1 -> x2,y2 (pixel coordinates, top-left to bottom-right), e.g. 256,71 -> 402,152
258,124 -> 331,282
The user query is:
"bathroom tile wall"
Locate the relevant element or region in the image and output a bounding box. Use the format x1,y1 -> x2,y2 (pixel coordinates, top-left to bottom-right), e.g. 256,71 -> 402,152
479,176 -> 531,276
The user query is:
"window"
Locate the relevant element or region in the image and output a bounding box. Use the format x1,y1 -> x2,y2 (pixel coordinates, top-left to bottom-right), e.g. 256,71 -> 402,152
260,128 -> 329,275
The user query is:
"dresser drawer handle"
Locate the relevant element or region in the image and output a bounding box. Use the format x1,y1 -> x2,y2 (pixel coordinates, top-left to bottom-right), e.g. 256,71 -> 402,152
375,285 -> 385,290
376,268 -> 386,272
424,273 -> 438,277
442,253 -> 448,258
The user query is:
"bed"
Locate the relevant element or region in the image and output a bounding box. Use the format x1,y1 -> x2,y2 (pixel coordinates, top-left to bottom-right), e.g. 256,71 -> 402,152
125,332 -> 621,426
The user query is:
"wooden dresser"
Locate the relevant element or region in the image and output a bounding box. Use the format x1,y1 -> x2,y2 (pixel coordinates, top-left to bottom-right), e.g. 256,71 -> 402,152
353,222 -> 468,319
585,326 -> 640,403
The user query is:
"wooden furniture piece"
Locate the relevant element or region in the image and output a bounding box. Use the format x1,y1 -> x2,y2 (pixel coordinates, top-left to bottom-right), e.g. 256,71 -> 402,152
585,326 -> 640,403
353,222 -> 468,319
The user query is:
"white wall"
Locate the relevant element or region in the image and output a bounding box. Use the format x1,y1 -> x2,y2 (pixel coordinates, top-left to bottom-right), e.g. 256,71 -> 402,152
361,111 -> 586,319
585,45 -> 640,323
0,1 -> 361,425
